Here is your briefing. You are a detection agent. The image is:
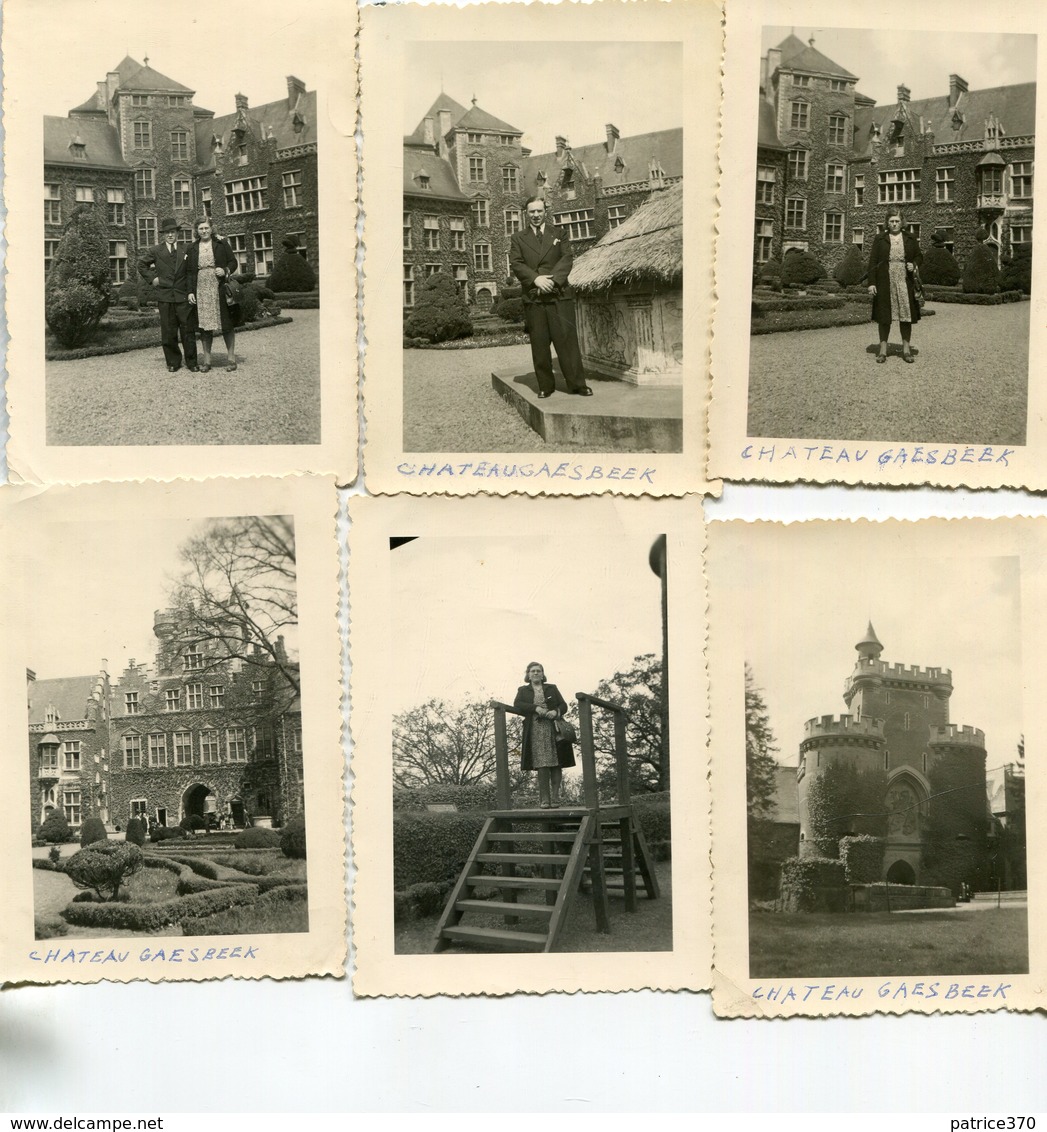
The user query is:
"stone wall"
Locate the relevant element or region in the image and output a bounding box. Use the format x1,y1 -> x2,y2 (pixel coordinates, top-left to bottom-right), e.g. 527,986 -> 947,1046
577,284 -> 683,386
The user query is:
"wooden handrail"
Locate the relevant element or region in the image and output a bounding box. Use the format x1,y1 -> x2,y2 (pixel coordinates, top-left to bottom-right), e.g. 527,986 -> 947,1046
576,692 -> 630,717
489,700 -> 527,717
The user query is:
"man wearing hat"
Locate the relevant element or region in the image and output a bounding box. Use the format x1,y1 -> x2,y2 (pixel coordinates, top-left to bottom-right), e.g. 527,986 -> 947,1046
137,218 -> 199,373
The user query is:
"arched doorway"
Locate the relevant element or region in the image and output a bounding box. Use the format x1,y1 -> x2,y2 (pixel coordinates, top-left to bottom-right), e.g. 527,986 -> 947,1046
182,783 -> 217,827
886,859 -> 916,885
475,287 -> 494,312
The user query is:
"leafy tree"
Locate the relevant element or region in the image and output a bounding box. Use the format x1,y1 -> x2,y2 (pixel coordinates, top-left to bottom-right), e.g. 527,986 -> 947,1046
833,244 -> 865,287
590,654 -> 665,794
79,817 -> 108,847
805,761 -> 888,858
45,204 -> 112,347
745,665 -> 780,898
169,516 -> 299,706
64,842 -> 143,902
404,271 -> 473,343
38,810 -> 72,845
393,698 -> 502,788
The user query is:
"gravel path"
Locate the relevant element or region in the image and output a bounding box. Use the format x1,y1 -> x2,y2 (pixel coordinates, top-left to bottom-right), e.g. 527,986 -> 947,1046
46,310 -> 320,446
746,302 -> 1029,444
402,343 -> 613,453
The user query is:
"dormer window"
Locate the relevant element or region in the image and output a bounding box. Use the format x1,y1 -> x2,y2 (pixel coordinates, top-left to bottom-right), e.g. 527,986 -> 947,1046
69,141 -> 87,161
417,173 -> 431,189
614,155 -> 625,174
292,110 -> 306,134
45,705 -> 58,725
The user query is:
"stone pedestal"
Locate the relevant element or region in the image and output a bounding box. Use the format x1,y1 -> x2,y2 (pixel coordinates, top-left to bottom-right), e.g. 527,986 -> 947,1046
576,283 -> 683,386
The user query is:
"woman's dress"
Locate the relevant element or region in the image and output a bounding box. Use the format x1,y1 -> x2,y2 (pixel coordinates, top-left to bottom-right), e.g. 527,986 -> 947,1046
528,684 -> 558,769
195,240 -> 222,332
887,233 -> 912,323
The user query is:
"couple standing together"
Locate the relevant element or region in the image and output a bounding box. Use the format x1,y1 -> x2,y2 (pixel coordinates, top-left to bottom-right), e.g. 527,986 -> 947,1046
137,217 -> 242,374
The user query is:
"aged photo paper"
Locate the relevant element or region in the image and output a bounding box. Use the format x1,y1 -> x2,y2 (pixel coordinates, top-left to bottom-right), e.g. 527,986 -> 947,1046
708,518 -> 1042,1017
0,474 -> 345,985
350,494 -> 708,996
4,0 -> 357,486
360,0 -> 720,498
711,0 -> 1047,489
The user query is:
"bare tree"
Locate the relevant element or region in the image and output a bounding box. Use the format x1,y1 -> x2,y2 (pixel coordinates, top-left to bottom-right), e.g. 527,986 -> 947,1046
169,516 -> 299,703
392,698 -> 500,788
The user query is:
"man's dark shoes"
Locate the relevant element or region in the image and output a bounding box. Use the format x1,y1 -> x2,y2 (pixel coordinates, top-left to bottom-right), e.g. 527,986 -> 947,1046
578,387 -> 594,396
167,365 -> 179,373
188,365 -> 200,373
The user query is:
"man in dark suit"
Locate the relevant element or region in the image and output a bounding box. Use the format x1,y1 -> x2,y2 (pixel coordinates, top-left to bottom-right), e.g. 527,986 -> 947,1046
137,217 -> 198,373
509,196 -> 592,398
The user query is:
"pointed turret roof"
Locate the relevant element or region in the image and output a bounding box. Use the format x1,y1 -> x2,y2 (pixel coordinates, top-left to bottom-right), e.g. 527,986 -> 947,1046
405,93 -> 471,145
117,57 -> 193,93
775,33 -> 857,81
454,103 -> 522,136
855,621 -> 883,655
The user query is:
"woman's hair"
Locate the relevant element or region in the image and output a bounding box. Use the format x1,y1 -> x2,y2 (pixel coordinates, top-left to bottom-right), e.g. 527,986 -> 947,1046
523,661 -> 547,683
884,208 -> 903,225
195,217 -> 213,236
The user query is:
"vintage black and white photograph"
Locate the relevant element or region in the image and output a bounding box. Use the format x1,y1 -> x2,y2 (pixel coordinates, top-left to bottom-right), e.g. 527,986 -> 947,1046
708,518 -> 1041,1017
747,26 -> 1036,446
4,0 -> 356,485
0,476 -> 345,984
349,495 -> 707,997
401,40 -> 684,455
26,513 -> 309,941
389,531 -> 673,954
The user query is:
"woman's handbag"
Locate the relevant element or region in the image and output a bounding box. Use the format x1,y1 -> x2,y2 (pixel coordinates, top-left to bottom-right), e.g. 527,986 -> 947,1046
912,265 -> 925,310
224,276 -> 243,307
554,717 -> 577,744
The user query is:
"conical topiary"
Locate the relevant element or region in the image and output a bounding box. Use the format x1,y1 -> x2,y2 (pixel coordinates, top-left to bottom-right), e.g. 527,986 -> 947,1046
45,204 -> 112,347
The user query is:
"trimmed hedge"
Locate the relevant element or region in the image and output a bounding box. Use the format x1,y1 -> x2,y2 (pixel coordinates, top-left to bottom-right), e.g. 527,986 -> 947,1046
64,842 -> 143,901
394,811 -> 487,890
631,793 -> 672,861
752,295 -> 845,313
962,243 -> 1001,294
46,316 -> 292,361
281,814 -> 307,859
393,782 -> 502,812
150,825 -> 188,843
269,249 -> 316,293
780,250 -> 826,287
840,835 -> 886,883
921,245 -> 962,286
780,856 -> 846,912
62,883 -> 258,932
80,817 -> 109,847
1000,245 -> 1032,296
235,826 -> 283,849
924,289 -> 1024,306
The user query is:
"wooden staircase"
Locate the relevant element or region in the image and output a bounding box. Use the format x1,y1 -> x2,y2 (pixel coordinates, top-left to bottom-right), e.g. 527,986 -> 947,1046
434,808 -> 603,953
584,815 -> 661,911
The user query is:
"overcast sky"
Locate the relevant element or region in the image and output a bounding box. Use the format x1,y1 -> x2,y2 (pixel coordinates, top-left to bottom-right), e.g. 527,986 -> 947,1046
389,534 -> 663,720
39,0 -> 331,120
739,551 -> 1023,773
761,26 -> 1037,107
23,516 -> 298,684
404,41 -> 682,156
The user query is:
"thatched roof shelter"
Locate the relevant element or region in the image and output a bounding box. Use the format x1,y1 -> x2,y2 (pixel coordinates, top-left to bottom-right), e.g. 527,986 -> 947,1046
571,182 -> 682,293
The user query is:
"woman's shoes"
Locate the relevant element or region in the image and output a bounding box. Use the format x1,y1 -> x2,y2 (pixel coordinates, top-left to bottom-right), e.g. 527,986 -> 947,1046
902,350 -> 914,364
225,363 -> 238,372
876,353 -> 887,364
199,364 -> 211,373
540,801 -> 551,809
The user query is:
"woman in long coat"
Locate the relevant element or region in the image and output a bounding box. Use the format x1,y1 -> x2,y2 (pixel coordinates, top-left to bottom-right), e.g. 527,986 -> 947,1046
867,208 -> 923,364
186,217 -> 243,372
514,661 -> 576,808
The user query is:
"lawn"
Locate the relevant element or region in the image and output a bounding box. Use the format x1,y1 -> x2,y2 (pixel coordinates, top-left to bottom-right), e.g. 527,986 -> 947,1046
749,907 -> 1029,979
395,860 -> 673,954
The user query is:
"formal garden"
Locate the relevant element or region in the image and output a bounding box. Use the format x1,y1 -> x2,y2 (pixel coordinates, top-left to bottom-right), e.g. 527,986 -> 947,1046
45,205 -> 319,361
32,809 -> 308,940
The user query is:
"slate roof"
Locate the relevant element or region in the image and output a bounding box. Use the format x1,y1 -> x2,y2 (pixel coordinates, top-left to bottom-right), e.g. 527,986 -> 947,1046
195,87 -> 318,171
775,33 -> 858,81
405,93 -> 471,145
69,56 -> 193,114
43,115 -> 126,169
852,82 -> 1036,154
403,144 -> 468,201
454,104 -> 522,136
757,100 -> 783,150
519,127 -> 683,192
28,675 -> 102,726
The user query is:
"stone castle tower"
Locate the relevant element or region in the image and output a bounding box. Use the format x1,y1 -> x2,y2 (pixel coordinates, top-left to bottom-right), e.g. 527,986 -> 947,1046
796,623 -> 987,885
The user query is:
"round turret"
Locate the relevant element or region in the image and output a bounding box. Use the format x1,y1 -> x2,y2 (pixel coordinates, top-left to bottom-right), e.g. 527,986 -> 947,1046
855,621 -> 884,661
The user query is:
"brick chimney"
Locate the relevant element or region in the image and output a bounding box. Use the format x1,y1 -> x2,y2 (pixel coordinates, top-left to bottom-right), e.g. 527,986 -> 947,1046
287,75 -> 306,109
605,123 -> 620,155
897,84 -> 911,103
106,71 -> 120,126
438,109 -> 453,158
235,92 -> 249,112
949,73 -> 969,108
423,116 -> 435,146
555,135 -> 568,159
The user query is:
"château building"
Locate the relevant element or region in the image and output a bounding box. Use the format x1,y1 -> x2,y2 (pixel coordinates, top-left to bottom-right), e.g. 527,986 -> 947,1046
44,56 -> 318,288
755,33 -> 1035,273
28,609 -> 303,835
404,92 -> 682,311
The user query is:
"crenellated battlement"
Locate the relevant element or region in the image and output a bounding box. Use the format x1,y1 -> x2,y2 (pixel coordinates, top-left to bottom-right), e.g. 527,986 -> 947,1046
850,657 -> 953,685
802,714 -> 885,741
930,723 -> 985,747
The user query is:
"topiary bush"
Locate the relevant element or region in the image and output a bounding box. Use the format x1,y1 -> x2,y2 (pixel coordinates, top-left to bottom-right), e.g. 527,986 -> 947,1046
780,250 -> 826,287
235,826 -> 284,849
404,271 -> 473,343
759,258 -> 782,285
833,244 -> 865,287
125,817 -> 146,847
64,842 -> 143,902
962,241 -> 1001,294
281,813 -> 307,859
45,205 -> 112,347
39,810 -> 72,845
493,285 -> 525,324
151,825 -> 188,843
48,845 -> 62,866
62,884 -> 257,932
269,247 -> 316,293
79,817 -> 108,847
1000,243 -> 1032,295
922,241 -> 962,286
